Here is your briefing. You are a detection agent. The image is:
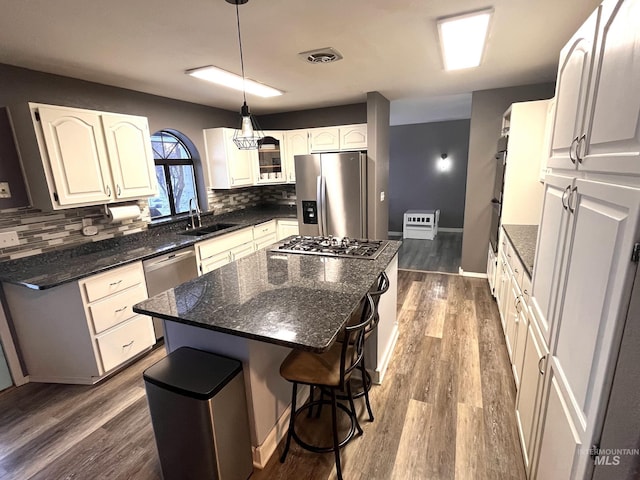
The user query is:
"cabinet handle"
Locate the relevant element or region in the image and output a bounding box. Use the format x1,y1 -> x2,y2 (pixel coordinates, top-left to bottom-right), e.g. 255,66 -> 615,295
561,185 -> 571,210
568,186 -> 578,214
514,296 -> 522,313
106,185 -> 112,197
114,306 -> 128,313
538,355 -> 547,375
569,136 -> 578,164
117,184 -> 121,196
514,267 -> 519,274
109,280 -> 123,286
122,340 -> 135,349
576,133 -> 586,163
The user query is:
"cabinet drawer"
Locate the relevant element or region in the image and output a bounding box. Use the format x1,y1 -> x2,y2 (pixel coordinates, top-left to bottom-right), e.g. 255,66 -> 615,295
254,233 -> 278,251
253,220 -> 277,239
96,315 -> 155,372
88,283 -> 148,334
197,227 -> 254,260
82,262 -> 145,303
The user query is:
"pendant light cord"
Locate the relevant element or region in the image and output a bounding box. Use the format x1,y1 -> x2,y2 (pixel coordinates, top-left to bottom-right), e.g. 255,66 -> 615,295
235,3 -> 247,105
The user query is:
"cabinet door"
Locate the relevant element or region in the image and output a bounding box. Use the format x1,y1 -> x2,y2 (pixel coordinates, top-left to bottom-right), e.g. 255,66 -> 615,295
539,98 -> 556,181
254,233 -> 278,251
102,114 -> 156,199
504,277 -> 518,362
284,129 -> 309,183
256,131 -> 285,184
200,251 -> 231,275
530,174 -> 575,348
547,9 -> 599,170
340,124 -> 367,150
512,300 -> 528,388
224,129 -> 255,187
551,178 -> 640,478
230,242 -> 255,261
580,0 -> 640,175
515,316 -> 547,471
38,106 -> 112,205
277,220 -> 299,240
309,127 -> 340,152
496,255 -> 509,330
533,361 -> 581,480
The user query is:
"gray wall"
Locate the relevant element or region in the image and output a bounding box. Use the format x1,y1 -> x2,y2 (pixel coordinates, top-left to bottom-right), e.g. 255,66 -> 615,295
461,82 -> 555,273
388,119 -> 470,231
0,63 -> 238,211
258,103 -> 366,130
0,107 -> 29,209
367,92 -> 390,240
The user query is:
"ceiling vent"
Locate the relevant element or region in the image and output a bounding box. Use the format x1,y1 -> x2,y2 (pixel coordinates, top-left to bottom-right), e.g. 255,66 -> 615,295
298,47 -> 343,64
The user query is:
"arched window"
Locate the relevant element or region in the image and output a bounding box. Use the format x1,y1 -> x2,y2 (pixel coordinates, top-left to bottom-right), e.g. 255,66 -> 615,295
148,131 -> 198,219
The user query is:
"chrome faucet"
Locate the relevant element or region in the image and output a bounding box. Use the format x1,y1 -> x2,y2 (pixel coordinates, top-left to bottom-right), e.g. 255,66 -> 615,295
188,198 -> 201,230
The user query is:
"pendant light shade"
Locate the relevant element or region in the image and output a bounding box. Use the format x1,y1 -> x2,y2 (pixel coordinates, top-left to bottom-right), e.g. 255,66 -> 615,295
226,0 -> 264,150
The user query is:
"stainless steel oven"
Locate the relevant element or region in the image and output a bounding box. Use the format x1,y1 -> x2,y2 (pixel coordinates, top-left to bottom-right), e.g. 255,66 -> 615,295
490,136 -> 508,253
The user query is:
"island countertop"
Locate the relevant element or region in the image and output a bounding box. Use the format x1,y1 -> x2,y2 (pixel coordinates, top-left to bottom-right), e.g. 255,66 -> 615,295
133,240 -> 401,353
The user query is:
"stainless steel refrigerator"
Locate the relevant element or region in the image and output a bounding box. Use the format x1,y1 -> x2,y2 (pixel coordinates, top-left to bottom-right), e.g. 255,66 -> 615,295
295,152 -> 367,238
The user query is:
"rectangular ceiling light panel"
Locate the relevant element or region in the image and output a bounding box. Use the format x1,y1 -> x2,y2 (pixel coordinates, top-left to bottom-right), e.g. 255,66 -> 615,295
186,65 -> 283,98
437,9 -> 493,71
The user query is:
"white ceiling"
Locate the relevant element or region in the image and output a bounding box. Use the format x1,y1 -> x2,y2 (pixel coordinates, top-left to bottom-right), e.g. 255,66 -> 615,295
0,0 -> 602,123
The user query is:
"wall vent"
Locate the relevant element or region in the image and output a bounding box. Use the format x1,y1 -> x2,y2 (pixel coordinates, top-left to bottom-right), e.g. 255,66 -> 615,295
298,47 -> 343,64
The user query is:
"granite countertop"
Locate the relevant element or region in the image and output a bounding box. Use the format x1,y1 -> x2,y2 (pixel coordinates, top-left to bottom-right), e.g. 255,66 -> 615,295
502,224 -> 538,277
0,205 -> 296,290
133,240 -> 401,353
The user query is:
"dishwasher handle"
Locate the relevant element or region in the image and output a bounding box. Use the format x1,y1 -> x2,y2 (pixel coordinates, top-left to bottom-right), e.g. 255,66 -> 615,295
143,250 -> 196,273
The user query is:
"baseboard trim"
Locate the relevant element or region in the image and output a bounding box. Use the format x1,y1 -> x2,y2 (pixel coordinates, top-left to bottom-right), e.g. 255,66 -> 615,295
398,268 -> 460,276
458,267 -> 488,279
388,231 -> 402,237
252,388 -> 310,469
438,227 -> 463,233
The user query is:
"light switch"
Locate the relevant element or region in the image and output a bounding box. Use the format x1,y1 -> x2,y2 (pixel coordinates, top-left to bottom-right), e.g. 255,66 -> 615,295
380,191 -> 385,202
0,182 -> 11,199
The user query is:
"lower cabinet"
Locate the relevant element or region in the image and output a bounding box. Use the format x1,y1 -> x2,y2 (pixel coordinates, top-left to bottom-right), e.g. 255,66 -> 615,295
196,226 -> 254,275
2,261 -> 154,384
253,220 -> 278,251
277,219 -> 299,240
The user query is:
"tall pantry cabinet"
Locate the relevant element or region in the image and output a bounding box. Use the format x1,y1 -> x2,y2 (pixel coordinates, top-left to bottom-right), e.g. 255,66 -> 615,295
527,0 -> 640,478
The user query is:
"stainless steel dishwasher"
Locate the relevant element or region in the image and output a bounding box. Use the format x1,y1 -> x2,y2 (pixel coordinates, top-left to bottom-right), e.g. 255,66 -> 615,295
143,247 -> 199,340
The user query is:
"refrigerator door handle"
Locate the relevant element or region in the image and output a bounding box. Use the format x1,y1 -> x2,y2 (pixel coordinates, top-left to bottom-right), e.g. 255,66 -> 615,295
321,176 -> 328,236
316,175 -> 324,236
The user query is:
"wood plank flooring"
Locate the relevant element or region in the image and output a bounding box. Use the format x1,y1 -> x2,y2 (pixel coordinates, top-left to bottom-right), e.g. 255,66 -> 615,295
0,271 -> 525,480
395,233 -> 463,273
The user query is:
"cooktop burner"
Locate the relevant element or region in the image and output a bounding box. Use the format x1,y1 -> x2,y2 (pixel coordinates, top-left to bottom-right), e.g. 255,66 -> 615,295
271,236 -> 387,260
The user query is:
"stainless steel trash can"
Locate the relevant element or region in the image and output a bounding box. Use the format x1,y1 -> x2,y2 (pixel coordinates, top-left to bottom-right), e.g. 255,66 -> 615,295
143,347 -> 253,480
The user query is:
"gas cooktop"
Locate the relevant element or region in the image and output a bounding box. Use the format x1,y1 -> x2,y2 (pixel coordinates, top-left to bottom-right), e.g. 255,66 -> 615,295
271,236 -> 387,260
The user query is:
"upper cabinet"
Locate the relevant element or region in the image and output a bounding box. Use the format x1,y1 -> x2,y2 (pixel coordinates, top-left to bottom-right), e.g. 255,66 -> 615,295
255,131 -> 285,184
283,129 -> 310,183
309,124 -> 367,153
26,103 -> 157,210
203,127 -> 255,189
548,0 -> 640,175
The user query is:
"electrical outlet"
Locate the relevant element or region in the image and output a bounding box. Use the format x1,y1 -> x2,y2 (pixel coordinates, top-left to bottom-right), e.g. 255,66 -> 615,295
82,218 -> 93,227
0,231 -> 19,248
0,182 -> 11,199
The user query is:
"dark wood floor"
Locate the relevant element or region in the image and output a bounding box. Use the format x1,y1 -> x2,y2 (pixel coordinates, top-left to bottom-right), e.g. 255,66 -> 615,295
394,233 -> 463,274
0,271 -> 525,480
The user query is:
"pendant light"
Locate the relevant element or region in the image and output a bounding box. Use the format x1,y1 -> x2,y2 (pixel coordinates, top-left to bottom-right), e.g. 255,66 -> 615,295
226,0 -> 264,150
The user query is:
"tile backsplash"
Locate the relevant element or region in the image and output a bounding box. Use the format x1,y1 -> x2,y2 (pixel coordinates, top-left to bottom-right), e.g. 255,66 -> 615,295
0,185 -> 296,261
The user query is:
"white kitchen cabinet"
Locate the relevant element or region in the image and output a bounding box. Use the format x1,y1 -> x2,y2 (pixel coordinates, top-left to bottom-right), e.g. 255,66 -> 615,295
101,113 -> 157,199
203,127 -> 255,189
283,129 -> 309,183
196,226 -> 254,275
277,219 -> 299,240
515,312 -> 549,473
253,220 -> 278,251
308,124 -> 367,153
530,174 -> 575,348
339,124 -> 368,150
255,131 -> 286,184
29,103 -> 157,209
309,127 -> 340,152
504,276 -> 518,362
2,262 -> 154,384
547,8 -> 599,170
35,105 -> 113,206
487,246 -> 497,296
580,0 -> 640,175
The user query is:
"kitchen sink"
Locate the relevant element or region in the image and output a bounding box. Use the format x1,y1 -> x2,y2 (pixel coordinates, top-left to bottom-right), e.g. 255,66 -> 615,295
179,223 -> 237,236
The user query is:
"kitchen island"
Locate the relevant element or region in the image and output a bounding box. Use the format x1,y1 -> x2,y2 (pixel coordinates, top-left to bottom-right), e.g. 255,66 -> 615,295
133,240 -> 401,468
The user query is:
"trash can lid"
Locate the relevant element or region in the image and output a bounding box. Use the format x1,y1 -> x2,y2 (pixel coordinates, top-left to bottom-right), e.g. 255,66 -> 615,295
143,347 -> 243,400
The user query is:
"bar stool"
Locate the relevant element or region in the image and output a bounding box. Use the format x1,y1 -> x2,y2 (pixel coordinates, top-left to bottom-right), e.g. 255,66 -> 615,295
279,294 -> 376,480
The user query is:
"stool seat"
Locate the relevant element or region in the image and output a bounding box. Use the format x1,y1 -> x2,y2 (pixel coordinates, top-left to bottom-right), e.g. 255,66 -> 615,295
280,344 -> 356,387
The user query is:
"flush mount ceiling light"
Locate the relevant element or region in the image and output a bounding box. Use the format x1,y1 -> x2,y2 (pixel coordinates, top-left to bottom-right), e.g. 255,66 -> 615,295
437,8 -> 493,71
186,66 -> 283,98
